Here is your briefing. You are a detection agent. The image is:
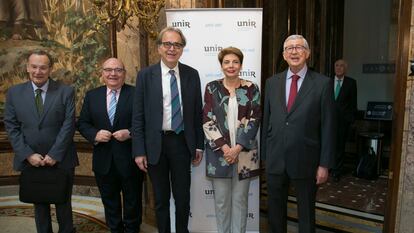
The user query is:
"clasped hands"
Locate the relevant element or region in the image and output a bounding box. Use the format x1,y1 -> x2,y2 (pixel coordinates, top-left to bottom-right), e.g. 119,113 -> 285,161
95,129 -> 130,143
221,144 -> 243,164
27,154 -> 56,167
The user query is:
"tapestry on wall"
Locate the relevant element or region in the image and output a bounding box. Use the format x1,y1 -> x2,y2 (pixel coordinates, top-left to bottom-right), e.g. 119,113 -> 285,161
0,0 -> 110,115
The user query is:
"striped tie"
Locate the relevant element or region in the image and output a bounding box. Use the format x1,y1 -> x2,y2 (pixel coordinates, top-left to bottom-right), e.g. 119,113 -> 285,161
108,89 -> 117,125
169,70 -> 184,133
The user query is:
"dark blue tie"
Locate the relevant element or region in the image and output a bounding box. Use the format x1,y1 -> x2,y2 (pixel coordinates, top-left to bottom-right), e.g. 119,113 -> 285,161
169,70 -> 183,133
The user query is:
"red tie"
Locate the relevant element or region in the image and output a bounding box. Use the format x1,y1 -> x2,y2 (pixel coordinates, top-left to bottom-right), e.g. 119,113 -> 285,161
287,75 -> 300,112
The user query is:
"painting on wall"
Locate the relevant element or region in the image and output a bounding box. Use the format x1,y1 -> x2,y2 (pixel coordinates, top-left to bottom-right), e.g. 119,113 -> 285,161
0,0 -> 110,115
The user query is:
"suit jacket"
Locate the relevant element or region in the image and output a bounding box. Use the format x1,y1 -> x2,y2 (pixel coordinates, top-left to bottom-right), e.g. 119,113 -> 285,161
4,79 -> 78,171
203,79 -> 261,178
132,62 -> 204,164
331,76 -> 357,124
77,84 -> 136,177
261,69 -> 336,179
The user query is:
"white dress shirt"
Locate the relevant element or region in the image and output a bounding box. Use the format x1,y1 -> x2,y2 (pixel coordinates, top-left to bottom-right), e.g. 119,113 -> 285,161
106,87 -> 121,112
31,80 -> 49,103
285,65 -> 307,105
160,61 -> 183,131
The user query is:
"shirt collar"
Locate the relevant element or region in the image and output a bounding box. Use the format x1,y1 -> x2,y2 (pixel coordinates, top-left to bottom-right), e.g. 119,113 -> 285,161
160,60 -> 179,77
335,76 -> 344,82
286,64 -> 308,80
31,79 -> 49,93
106,86 -> 122,95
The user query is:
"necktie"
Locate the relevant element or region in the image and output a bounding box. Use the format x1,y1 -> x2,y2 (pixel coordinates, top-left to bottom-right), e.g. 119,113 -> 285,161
169,70 -> 184,133
287,75 -> 300,112
35,89 -> 43,115
108,90 -> 117,125
335,80 -> 342,100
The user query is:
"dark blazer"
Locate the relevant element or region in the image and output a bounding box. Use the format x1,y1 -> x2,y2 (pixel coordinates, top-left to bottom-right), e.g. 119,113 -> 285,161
4,79 -> 78,171
132,62 -> 204,164
77,84 -> 136,177
332,76 -> 357,124
261,69 -> 336,179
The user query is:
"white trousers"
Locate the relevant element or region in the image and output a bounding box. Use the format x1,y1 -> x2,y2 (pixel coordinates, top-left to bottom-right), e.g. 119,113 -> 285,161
212,167 -> 251,233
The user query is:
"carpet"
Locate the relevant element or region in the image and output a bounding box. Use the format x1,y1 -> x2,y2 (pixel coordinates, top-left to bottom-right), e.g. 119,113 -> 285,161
0,206 -> 108,233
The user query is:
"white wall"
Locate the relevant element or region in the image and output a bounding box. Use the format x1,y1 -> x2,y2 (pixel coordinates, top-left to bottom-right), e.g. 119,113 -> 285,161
343,0 -> 394,110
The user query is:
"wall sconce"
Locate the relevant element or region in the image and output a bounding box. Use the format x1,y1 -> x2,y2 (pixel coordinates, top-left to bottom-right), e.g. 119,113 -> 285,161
410,60 -> 414,76
91,0 -> 165,38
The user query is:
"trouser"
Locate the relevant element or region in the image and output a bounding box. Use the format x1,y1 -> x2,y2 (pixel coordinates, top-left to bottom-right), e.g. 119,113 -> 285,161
212,165 -> 251,233
34,169 -> 75,233
266,172 -> 317,233
95,160 -> 143,233
148,131 -> 191,233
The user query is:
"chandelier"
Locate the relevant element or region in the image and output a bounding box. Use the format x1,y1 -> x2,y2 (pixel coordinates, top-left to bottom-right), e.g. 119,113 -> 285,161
91,0 -> 165,38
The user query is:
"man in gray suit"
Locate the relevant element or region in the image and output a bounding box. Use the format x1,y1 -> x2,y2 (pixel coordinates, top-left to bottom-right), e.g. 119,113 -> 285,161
4,50 -> 78,233
261,35 -> 335,233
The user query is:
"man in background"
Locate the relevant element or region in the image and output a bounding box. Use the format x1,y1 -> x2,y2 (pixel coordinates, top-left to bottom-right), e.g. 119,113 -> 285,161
330,59 -> 358,182
4,49 -> 78,233
77,58 -> 143,233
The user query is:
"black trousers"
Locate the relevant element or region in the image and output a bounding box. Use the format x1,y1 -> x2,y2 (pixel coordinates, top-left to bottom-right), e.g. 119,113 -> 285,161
95,161 -> 144,233
34,169 -> 75,233
332,121 -> 351,176
148,132 -> 192,233
266,172 -> 317,233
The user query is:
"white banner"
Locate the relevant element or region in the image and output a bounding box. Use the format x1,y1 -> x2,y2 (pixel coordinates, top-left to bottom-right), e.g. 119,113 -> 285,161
166,8 -> 262,233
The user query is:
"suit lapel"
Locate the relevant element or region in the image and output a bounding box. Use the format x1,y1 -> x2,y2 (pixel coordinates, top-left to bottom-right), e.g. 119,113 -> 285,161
40,79 -> 58,121
97,87 -> 112,127
337,77 -> 348,101
288,70 -> 314,115
152,63 -> 163,115
277,72 -> 288,113
24,82 -> 39,119
113,85 -> 130,126
178,63 -> 189,114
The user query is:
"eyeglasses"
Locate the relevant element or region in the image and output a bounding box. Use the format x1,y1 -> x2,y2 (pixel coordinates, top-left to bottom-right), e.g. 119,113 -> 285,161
284,45 -> 307,53
103,68 -> 125,74
161,41 -> 184,49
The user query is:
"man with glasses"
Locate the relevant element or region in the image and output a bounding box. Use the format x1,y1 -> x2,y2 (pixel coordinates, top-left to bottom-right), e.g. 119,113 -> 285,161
77,58 -> 144,233
132,26 -> 204,233
261,35 -> 335,233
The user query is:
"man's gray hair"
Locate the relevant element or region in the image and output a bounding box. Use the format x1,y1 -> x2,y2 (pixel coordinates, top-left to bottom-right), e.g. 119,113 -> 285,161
156,26 -> 187,47
283,35 -> 309,50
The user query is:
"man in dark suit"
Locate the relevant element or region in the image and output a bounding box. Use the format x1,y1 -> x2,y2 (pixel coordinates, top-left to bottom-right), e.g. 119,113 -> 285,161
4,49 -> 78,233
77,58 -> 143,233
261,35 -> 336,233
330,59 -> 357,182
132,26 -> 204,233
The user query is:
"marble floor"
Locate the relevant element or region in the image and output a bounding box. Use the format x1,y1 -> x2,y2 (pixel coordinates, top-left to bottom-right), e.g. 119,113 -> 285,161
0,185 -> 335,233
260,168 -> 386,232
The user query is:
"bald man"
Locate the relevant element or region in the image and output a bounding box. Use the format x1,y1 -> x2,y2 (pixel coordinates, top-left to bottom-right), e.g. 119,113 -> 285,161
77,58 -> 144,233
330,59 -> 357,182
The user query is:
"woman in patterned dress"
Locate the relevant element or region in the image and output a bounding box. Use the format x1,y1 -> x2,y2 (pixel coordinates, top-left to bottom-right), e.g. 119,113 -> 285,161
202,47 -> 261,233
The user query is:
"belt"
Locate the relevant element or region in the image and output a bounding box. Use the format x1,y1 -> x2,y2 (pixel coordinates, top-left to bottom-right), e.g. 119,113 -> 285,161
161,130 -> 185,136
162,130 -> 177,135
